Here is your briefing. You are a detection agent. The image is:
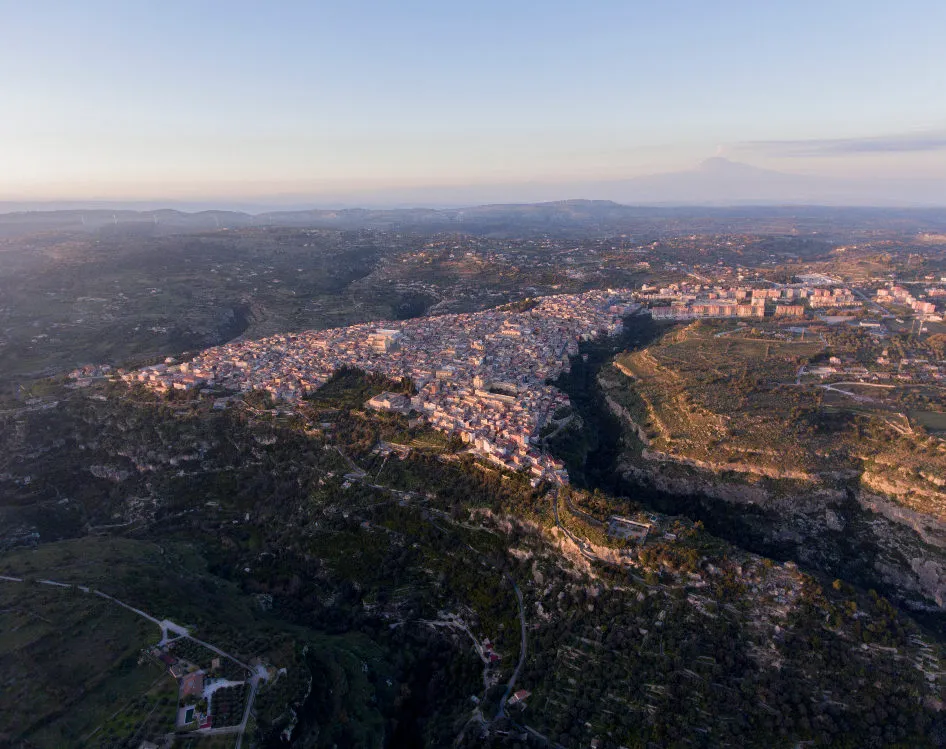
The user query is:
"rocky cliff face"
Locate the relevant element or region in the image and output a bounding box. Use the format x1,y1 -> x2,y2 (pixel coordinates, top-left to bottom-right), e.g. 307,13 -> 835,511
619,457 -> 946,610
601,373 -> 946,614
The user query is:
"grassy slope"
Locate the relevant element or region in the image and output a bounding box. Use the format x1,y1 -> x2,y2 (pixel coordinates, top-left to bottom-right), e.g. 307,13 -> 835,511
0,578 -> 171,746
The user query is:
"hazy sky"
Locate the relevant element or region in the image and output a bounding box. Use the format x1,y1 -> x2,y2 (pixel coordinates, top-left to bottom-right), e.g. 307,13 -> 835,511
2,0 -> 945,199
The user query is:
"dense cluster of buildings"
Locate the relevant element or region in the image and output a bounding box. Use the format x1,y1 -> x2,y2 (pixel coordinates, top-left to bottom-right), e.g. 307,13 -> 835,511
637,281 -> 859,321
876,284 -> 944,319
123,290 -> 638,483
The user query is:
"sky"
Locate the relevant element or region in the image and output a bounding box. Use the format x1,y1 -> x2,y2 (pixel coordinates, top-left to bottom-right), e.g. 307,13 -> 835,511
1,0 -> 945,202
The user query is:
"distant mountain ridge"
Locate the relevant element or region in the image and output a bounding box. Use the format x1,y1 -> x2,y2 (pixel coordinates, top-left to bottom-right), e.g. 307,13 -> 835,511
3,158 -> 945,215
2,198 -> 946,240
581,157 -> 946,207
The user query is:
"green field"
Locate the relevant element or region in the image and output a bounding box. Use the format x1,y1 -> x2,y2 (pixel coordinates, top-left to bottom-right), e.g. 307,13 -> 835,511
912,409 -> 946,433
0,579 -> 174,747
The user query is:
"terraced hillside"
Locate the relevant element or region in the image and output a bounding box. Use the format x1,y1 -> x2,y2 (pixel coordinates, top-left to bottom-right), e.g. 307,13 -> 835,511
594,319 -> 946,612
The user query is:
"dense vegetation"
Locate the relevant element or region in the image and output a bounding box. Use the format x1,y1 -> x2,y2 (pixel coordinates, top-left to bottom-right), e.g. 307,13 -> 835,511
1,368 -> 944,747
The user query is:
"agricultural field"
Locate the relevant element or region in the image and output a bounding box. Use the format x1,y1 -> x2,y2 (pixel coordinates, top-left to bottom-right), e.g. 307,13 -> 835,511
173,736 -> 238,749
913,409 -> 946,434
0,227 -> 415,389
210,684 -> 248,728
167,639 -> 248,682
613,323 -> 825,475
0,580 -> 174,747
610,320 -> 946,518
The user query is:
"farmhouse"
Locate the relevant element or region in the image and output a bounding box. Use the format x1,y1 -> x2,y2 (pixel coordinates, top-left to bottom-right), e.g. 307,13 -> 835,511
181,670 -> 205,698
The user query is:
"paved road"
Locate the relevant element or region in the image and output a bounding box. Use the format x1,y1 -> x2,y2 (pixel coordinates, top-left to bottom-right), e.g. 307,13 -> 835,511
850,286 -> 892,317
93,589 -> 165,632
1,575 -> 264,747
551,490 -> 601,564
336,445 -> 367,478
821,383 -> 875,403
180,667 -> 263,745
188,634 -> 252,671
0,399 -> 60,416
496,573 -> 527,719
562,492 -> 605,529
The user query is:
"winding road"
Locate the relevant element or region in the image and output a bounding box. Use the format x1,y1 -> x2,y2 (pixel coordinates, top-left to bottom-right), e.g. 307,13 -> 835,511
551,490 -> 604,564
0,575 -> 266,747
496,572 -> 527,719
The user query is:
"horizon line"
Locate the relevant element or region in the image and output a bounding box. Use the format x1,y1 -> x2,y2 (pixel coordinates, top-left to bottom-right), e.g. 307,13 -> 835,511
3,199 -> 946,218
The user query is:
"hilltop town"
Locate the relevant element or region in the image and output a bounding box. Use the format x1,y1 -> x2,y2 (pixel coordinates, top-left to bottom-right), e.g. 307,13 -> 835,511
121,289 -> 637,483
